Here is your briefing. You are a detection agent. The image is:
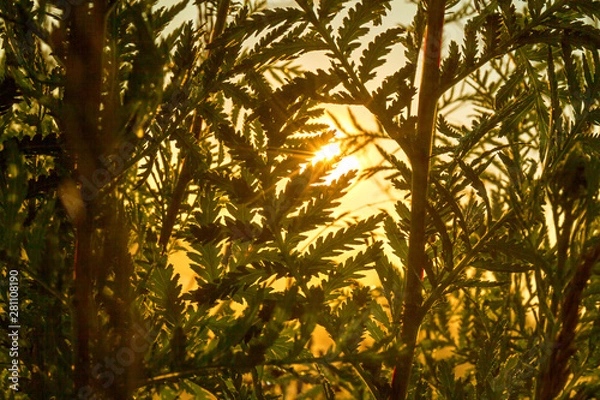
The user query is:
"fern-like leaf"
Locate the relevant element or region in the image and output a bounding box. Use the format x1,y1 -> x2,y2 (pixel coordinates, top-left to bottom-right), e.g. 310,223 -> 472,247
317,0 -> 351,22
285,172 -> 355,244
462,19 -> 479,68
482,13 -> 502,56
323,242 -> 383,295
300,214 -> 384,271
153,0 -> 190,37
359,26 -> 405,82
440,40 -> 461,85
337,1 -> 392,56
371,64 -> 416,114
148,264 -> 186,327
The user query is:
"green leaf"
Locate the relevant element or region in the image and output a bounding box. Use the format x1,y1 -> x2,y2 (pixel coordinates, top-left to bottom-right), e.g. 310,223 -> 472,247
495,67 -> 523,108
148,264 -> 186,326
457,159 -> 492,226
440,40 -> 461,85
300,214 -> 384,272
437,115 -> 461,139
323,242 -> 382,295
372,64 -> 416,115
153,0 -> 190,37
359,26 -> 405,82
318,0 -> 351,22
188,243 -> 223,283
482,13 -> 502,56
337,1 -> 392,55
384,216 -> 408,264
235,6 -> 306,40
285,172 -> 353,241
462,19 -> 479,68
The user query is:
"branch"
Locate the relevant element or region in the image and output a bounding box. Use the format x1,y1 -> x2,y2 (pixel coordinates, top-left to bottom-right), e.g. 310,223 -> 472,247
390,0 -> 445,398
536,240 -> 600,400
158,0 -> 230,250
158,112 -> 203,249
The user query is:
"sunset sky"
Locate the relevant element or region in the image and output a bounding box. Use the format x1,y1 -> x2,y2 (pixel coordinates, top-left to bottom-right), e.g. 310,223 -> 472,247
162,0 -> 461,289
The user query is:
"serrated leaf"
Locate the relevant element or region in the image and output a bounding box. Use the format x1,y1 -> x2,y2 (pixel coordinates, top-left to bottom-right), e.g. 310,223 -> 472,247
188,243 -> 223,282
372,64 -> 416,113
246,22 -> 328,65
154,0 -> 190,37
359,26 -> 404,82
337,1 -> 391,55
301,214 -> 384,269
148,264 -> 186,326
323,242 -> 382,295
571,0 -> 600,20
440,40 -> 461,85
495,68 -> 523,108
365,318 -> 386,343
285,173 -> 354,240
473,261 -> 533,273
318,0 -> 351,22
462,19 -> 479,67
384,216 -> 408,263
482,13 -> 502,56
235,6 -> 306,40
457,159 -> 491,225
437,115 -> 461,139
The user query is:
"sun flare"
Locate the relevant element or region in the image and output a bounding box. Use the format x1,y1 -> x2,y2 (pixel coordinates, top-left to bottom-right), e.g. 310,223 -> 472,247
313,143 -> 342,163
312,142 -> 361,184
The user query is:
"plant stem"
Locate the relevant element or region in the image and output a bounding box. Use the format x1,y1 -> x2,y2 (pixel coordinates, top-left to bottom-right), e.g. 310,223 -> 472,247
158,112 -> 202,249
63,0 -> 107,393
536,241 -> 600,400
158,0 -> 230,249
390,0 -> 445,398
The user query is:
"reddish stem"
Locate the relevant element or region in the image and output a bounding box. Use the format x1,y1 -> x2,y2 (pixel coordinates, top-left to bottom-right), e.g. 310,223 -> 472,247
390,1 -> 445,398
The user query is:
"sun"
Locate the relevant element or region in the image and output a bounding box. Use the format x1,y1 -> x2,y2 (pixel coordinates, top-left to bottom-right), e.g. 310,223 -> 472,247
313,142 -> 342,163
312,142 -> 361,184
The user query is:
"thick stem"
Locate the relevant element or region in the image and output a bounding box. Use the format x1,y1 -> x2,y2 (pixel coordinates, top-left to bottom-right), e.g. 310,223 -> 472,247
536,241 -> 600,400
390,0 -> 445,398
63,0 -> 107,394
72,219 -> 94,392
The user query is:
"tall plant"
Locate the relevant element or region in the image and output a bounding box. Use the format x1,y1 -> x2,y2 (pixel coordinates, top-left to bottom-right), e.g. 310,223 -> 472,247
239,0 -> 600,398
1,0 -> 383,398
1,0 -> 599,399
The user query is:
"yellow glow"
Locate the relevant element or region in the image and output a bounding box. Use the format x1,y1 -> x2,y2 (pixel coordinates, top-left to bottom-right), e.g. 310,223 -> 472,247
312,142 -> 361,184
313,143 -> 342,163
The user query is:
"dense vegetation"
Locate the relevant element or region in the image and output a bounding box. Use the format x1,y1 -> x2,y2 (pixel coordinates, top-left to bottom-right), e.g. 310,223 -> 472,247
1,0 -> 600,398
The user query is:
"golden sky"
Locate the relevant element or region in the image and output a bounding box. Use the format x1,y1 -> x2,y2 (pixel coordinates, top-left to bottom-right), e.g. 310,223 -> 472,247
161,0 -> 449,289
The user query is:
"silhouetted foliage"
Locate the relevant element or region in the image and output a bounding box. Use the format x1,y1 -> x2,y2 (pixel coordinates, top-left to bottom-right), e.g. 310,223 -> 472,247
1,0 -> 599,399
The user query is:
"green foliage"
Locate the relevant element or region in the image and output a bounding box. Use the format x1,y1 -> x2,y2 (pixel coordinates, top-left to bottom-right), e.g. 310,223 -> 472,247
1,0 -> 600,399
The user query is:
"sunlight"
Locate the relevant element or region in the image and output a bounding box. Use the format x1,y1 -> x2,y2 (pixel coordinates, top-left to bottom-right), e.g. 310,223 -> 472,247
312,142 -> 361,184
313,142 -> 342,163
